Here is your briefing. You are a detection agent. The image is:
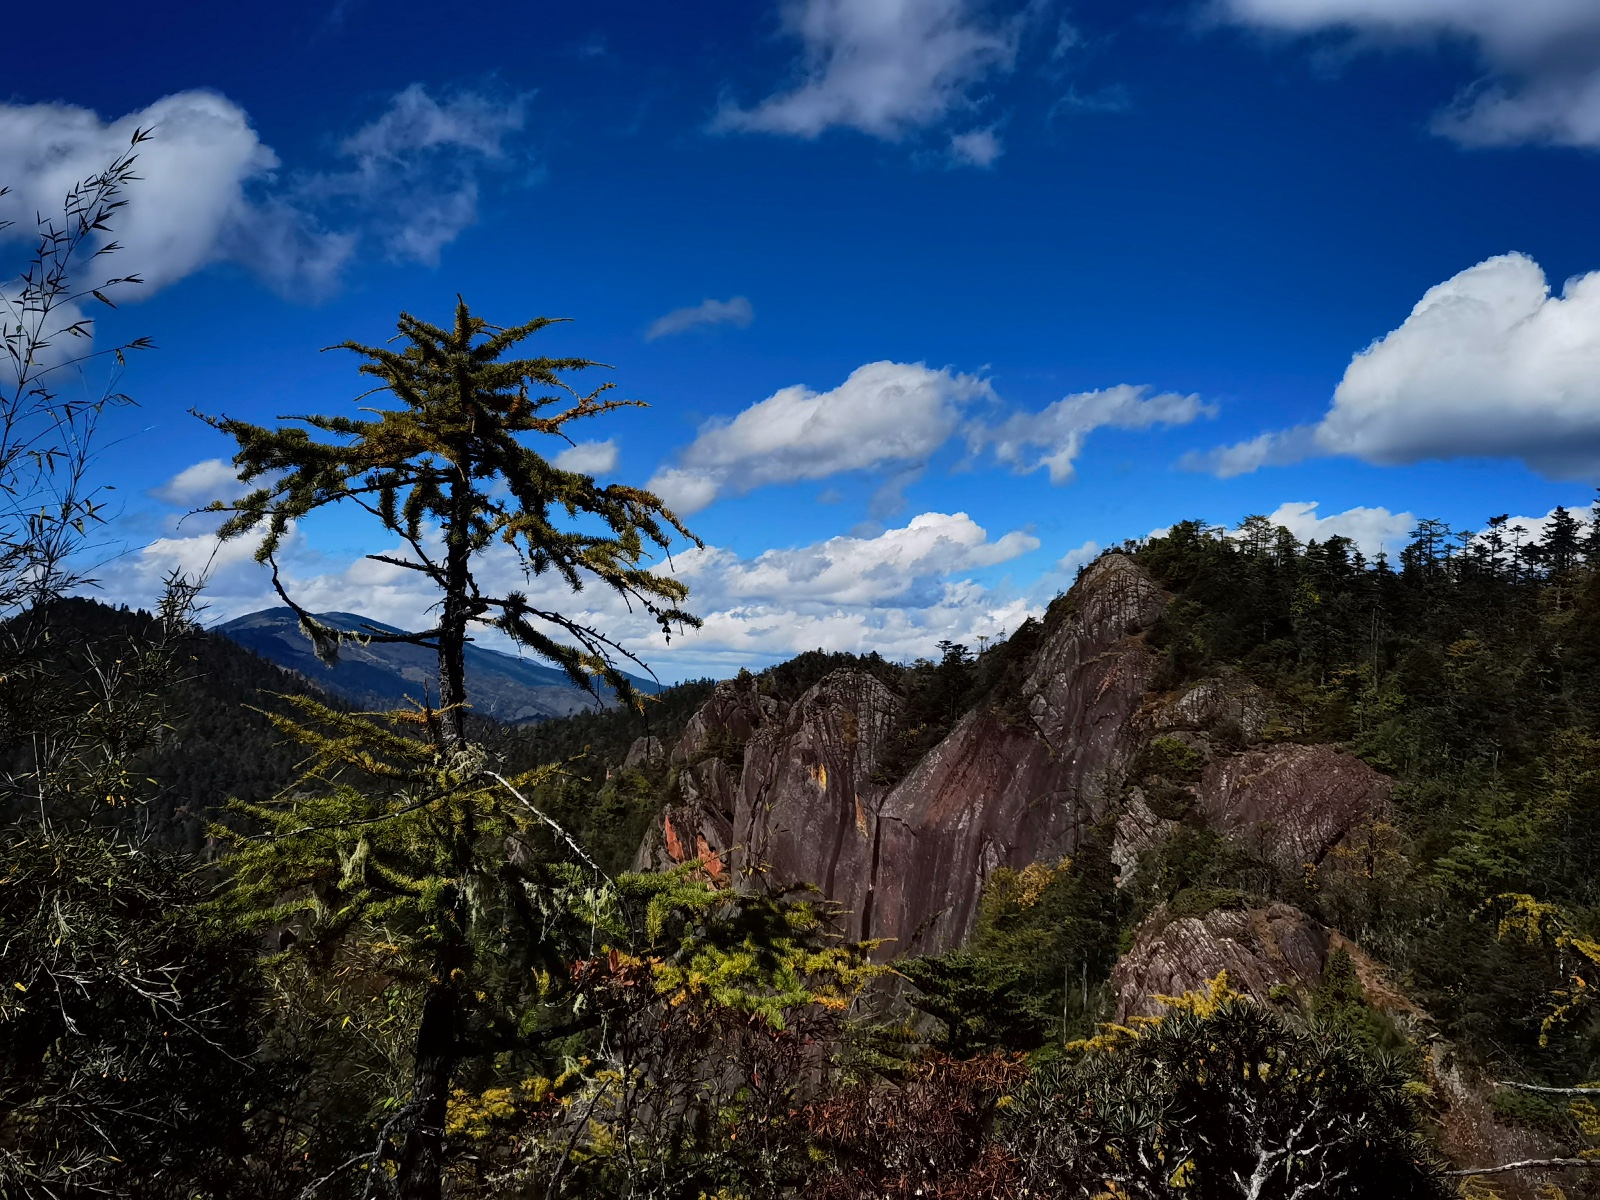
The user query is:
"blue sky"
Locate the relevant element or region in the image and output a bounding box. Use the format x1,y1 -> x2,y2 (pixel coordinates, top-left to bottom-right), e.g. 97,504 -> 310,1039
7,0 -> 1600,679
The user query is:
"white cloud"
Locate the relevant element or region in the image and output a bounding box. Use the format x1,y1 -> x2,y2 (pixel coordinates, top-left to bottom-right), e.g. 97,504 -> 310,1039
1218,0 -> 1600,147
1190,253 -> 1600,479
0,85 -> 525,301
710,511 -> 1038,604
110,509 -> 1041,679
0,92 -> 287,293
645,296 -> 755,340
714,0 -> 1019,140
974,384 -> 1215,483
553,439 -> 619,475
1178,425 -> 1319,478
1256,501 -> 1415,556
948,126 -> 1003,166
648,360 -> 993,513
1057,538 -> 1101,575
295,83 -> 527,271
151,458 -> 246,506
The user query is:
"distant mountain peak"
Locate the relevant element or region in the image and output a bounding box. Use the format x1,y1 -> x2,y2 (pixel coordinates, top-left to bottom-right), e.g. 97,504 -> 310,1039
216,607 -> 659,723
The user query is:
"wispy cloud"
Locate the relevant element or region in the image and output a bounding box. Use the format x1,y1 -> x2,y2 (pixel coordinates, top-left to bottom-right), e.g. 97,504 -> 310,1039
1218,0 -> 1600,148
973,384 -> 1215,483
645,296 -> 755,340
948,126 -> 1002,167
713,0 -> 1019,141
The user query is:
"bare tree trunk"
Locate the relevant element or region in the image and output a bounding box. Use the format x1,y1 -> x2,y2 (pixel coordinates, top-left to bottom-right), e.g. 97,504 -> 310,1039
396,981 -> 459,1200
436,472 -> 473,750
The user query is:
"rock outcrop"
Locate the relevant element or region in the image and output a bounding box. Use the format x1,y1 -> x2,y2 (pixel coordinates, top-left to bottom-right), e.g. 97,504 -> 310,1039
733,670 -> 903,939
1111,900 -> 1413,1022
634,552 -> 1395,966
634,552 -> 1168,955
633,675 -> 780,875
1196,744 -> 1392,879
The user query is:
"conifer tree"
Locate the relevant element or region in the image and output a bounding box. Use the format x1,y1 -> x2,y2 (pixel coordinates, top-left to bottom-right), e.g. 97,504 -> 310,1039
203,299 -> 700,745
202,302 -> 708,1199
1541,504 -> 1585,575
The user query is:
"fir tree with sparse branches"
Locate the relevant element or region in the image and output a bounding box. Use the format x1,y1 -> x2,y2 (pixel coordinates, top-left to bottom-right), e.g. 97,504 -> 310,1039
201,299 -> 701,746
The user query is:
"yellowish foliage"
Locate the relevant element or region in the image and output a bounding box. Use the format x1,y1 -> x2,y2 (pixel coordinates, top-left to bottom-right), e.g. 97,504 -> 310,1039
444,1063 -> 588,1140
985,857 -> 1073,916
1492,894 -> 1600,1043
1068,971 -> 1241,1052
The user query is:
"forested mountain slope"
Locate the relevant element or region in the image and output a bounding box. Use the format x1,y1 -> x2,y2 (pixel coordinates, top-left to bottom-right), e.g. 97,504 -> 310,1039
12,503 -> 1600,1193
624,503 -> 1600,1182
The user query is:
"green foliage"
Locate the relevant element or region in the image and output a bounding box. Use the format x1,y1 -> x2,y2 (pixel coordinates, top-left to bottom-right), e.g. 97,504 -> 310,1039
1007,1000 -> 1449,1199
1134,506 -> 1600,1076
895,951 -> 1049,1057
202,298 -> 699,718
2,596 -> 333,847
893,835 -> 1126,1054
1167,884 -> 1250,921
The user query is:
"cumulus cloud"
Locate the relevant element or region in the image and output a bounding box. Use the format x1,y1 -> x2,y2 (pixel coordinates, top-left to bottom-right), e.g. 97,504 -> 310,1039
1190,253 -> 1600,479
1255,501 -> 1415,556
0,92 -> 287,293
974,384 -> 1214,483
111,509 -> 1041,679
948,126 -> 1003,166
151,458 -> 247,507
1217,0 -> 1600,147
714,0 -> 1019,140
645,296 -> 755,340
0,84 -> 525,300
710,511 -> 1038,604
553,439 -> 619,475
648,360 -> 993,513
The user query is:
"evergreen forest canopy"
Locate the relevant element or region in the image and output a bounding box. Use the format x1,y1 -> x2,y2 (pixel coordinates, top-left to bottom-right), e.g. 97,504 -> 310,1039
8,138 -> 1600,1200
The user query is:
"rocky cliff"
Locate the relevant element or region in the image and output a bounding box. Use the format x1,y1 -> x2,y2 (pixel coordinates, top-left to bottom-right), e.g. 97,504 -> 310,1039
637,552 -> 1396,960
638,553 -> 1164,952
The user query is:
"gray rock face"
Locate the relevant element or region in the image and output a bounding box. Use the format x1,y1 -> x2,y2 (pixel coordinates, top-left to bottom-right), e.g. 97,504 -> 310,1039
1196,744 -> 1392,878
1151,673 -> 1268,743
1111,901 -> 1412,1022
1110,788 -> 1175,889
1113,902 -> 1332,1020
623,736 -> 663,770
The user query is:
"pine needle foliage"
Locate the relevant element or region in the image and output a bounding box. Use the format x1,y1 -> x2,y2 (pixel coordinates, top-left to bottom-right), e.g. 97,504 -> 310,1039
214,694 -> 602,1042
214,695 -> 878,1199
214,692 -> 618,1200
198,299 -> 700,742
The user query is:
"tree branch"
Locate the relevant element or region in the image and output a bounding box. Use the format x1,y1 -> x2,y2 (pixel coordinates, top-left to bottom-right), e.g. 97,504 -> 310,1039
1446,1158 -> 1600,1177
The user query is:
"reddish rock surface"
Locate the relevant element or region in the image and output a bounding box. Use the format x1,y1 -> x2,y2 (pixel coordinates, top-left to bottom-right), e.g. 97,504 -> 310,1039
854,553 -> 1165,956
633,675 -> 780,873
633,553 -> 1167,955
1196,744 -> 1392,878
733,670 -> 902,939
